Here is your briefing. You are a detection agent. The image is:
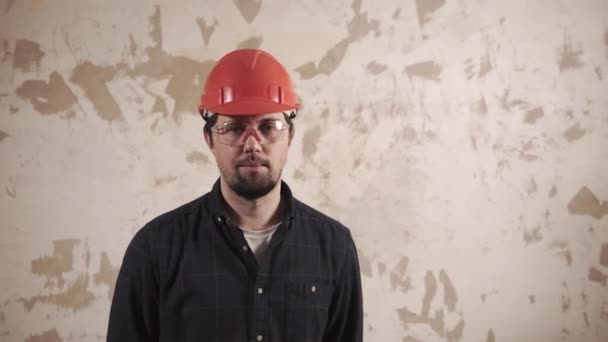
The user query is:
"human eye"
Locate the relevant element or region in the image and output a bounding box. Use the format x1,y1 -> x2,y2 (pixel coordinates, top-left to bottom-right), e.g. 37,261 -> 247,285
258,122 -> 278,134
223,122 -> 246,135
261,120 -> 287,133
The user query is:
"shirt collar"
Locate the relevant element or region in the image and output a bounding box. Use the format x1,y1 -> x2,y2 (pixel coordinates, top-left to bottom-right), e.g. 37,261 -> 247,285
209,178 -> 296,223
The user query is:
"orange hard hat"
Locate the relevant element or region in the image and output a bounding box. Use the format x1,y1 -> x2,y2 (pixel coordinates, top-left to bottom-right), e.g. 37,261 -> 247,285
198,49 -> 301,118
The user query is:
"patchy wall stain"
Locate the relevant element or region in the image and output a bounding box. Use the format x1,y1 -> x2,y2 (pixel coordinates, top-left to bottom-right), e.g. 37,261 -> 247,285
25,329 -> 63,342
559,250 -> 573,266
589,267 -> 607,286
150,96 -> 168,117
358,252 -> 373,277
405,61 -> 442,81
396,269 -> 463,339
486,329 -> 495,342
93,252 -> 118,300
600,242 -> 608,267
5,184 -> 16,198
366,61 -> 387,75
3,0 -> 15,14
237,36 -> 263,50
390,256 -> 412,293
415,0 -> 446,26
399,127 -> 418,143
392,8 -> 401,20
294,61 -> 317,80
476,97 -> 488,115
70,62 -> 123,122
195,17 -> 219,45
13,39 -> 45,72
1,39 -> 8,61
233,0 -> 262,23
568,186 -> 608,219
302,124 -> 322,158
294,1 -> 378,79
446,319 -> 465,342
549,185 -> 558,198
128,34 -> 138,57
439,269 -> 457,312
498,89 -> 527,112
594,66 -> 603,80
149,4 -> 163,48
398,306 -> 445,337
524,107 -> 544,124
127,6 -> 216,121
9,105 -> 18,114
422,271 -> 438,317
154,176 -> 177,187
527,177 -> 538,196
377,261 -> 386,275
31,240 -> 79,289
347,0 -> 380,42
601,302 -> 608,320
15,72 -> 78,115
0,130 -> 8,143
520,216 -> 542,245
186,151 -> 209,164
529,295 -> 536,304
561,295 -> 571,312
20,274 -> 95,312
563,123 -> 586,142
478,53 -> 492,78
558,36 -> 584,71
317,39 -> 350,76
519,140 -> 539,161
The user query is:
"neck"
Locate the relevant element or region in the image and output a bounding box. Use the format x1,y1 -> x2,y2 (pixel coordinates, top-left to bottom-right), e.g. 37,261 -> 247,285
220,178 -> 284,231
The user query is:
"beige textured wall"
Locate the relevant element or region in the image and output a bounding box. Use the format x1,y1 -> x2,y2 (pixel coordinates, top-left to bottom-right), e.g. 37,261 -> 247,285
1,0 -> 607,341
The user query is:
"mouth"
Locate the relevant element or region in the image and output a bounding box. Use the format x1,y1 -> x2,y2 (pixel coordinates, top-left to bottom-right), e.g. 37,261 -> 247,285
236,160 -> 269,170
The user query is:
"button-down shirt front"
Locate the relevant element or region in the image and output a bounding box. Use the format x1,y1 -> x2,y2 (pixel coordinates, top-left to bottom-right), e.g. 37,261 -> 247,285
107,179 -> 363,342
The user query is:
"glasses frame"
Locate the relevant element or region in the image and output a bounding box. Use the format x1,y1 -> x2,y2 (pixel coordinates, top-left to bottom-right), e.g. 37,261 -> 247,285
211,118 -> 290,146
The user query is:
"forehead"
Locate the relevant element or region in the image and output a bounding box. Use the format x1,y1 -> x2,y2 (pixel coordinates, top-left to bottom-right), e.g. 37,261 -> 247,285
216,112 -> 284,124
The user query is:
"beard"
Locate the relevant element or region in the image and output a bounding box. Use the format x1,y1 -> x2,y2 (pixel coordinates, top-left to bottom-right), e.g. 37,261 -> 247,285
225,154 -> 280,200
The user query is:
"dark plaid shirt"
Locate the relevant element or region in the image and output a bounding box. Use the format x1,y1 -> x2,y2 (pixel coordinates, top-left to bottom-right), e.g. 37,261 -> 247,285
107,179 -> 363,342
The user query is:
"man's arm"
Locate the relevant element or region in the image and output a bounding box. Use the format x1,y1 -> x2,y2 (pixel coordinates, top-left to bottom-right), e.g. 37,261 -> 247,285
107,226 -> 159,342
323,232 -> 364,342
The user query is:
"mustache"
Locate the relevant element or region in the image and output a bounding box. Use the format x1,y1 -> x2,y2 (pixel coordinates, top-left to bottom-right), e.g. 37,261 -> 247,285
235,155 -> 270,167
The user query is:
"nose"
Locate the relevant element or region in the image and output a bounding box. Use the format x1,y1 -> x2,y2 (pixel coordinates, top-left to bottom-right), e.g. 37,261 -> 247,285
242,129 -> 262,152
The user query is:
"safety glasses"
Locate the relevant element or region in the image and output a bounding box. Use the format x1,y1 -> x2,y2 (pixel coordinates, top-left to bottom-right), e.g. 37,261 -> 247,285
211,119 -> 290,146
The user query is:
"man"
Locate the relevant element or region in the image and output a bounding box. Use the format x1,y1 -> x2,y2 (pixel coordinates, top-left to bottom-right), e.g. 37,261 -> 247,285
107,49 -> 363,342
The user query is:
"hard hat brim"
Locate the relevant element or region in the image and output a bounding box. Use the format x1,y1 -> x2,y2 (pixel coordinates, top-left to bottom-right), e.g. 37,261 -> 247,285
206,99 -> 300,116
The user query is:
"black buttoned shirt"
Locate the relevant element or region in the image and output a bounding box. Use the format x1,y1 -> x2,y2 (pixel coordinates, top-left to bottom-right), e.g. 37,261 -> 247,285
107,180 -> 363,342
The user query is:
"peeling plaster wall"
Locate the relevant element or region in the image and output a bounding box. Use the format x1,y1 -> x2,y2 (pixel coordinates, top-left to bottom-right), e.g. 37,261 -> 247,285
1,0 -> 607,341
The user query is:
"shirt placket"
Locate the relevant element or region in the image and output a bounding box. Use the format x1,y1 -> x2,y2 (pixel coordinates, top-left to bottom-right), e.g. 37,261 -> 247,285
219,215 -> 270,341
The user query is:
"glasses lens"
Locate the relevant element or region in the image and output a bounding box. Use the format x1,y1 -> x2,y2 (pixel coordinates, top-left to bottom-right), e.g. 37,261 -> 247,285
257,121 -> 286,142
215,122 -> 245,145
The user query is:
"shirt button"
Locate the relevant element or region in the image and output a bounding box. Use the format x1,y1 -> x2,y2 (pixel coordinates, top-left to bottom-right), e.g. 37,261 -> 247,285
311,285 -> 317,293
257,335 -> 263,341
217,216 -> 223,223
257,288 -> 263,295
242,245 -> 248,251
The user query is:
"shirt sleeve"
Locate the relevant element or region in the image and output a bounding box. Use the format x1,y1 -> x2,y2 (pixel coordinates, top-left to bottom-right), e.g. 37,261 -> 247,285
106,225 -> 159,342
323,231 -> 364,342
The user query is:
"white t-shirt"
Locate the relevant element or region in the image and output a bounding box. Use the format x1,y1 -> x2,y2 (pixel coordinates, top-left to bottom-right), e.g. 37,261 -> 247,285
240,222 -> 281,262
